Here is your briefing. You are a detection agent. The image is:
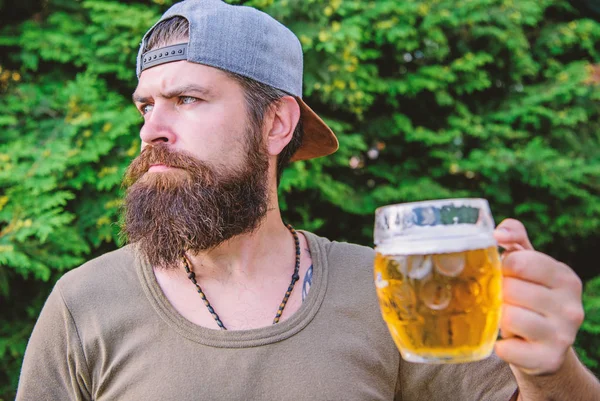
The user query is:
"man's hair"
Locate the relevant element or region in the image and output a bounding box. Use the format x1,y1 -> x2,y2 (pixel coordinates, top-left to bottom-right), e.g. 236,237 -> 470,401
143,16 -> 304,184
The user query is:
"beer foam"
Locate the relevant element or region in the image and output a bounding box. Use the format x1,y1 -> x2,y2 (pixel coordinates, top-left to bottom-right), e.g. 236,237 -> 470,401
374,199 -> 496,250
375,232 -> 496,255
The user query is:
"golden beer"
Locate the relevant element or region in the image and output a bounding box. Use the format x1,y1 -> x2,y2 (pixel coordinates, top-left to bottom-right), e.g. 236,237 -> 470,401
374,198 -> 501,363
374,247 -> 502,363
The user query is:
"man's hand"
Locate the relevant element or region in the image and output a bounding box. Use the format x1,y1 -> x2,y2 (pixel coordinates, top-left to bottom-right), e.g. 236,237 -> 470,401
493,218 -> 585,376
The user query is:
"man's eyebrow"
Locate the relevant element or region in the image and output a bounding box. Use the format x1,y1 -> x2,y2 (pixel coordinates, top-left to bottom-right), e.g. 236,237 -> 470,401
132,84 -> 214,103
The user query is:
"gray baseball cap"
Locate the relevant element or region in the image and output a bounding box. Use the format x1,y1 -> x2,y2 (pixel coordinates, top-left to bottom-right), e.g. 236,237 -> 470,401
136,0 -> 339,161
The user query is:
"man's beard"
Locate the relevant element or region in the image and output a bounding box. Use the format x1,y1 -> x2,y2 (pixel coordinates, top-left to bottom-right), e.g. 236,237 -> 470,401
121,130 -> 270,269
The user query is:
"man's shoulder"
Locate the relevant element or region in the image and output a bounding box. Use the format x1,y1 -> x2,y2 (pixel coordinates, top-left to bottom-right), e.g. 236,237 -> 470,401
56,245 -> 139,303
304,230 -> 375,267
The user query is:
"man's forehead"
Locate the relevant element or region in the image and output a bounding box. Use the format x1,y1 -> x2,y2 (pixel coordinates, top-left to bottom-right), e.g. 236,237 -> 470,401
132,83 -> 215,104
133,61 -> 232,99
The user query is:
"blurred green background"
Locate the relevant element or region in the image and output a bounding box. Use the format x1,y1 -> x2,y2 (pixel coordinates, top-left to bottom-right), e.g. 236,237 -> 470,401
1,0 -> 599,398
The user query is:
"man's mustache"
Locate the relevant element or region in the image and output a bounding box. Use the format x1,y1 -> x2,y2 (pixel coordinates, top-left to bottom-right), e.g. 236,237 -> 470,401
124,144 -> 214,187
137,145 -> 197,170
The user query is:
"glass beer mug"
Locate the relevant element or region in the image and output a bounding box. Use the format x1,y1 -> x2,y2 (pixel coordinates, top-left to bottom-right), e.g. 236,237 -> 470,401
374,198 -> 502,363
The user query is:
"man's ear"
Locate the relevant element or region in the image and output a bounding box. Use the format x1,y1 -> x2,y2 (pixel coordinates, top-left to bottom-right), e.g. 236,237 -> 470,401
266,96 -> 300,157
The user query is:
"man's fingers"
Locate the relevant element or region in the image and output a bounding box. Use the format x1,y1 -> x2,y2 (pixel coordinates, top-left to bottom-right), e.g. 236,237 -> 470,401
502,277 -> 557,317
502,250 -> 572,289
494,218 -> 534,251
494,338 -> 540,371
494,338 -> 564,375
500,304 -> 550,342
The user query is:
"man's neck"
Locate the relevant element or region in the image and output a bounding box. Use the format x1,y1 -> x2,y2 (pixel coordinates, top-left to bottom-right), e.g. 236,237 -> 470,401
151,206 -> 313,330
183,209 -> 294,284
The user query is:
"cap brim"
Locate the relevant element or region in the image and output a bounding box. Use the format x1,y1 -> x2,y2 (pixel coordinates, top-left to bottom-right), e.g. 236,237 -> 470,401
291,98 -> 339,162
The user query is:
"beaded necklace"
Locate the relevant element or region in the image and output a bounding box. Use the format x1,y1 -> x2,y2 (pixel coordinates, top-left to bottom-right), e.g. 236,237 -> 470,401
182,224 -> 301,330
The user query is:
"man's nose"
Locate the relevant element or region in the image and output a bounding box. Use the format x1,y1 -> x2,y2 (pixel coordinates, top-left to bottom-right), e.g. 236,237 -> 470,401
139,105 -> 177,146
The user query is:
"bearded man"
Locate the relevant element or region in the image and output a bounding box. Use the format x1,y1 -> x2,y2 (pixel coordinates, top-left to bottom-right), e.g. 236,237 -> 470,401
16,1 -> 600,400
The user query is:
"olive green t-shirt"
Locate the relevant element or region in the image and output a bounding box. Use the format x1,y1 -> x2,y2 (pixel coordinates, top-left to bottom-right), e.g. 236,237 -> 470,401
17,231 -> 517,400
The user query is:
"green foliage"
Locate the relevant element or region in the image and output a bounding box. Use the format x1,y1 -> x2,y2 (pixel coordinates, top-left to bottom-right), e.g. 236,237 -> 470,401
0,1 -> 157,396
1,0 -> 599,397
263,0 -> 600,253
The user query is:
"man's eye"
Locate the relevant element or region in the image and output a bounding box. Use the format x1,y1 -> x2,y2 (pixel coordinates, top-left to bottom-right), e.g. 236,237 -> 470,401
181,96 -> 198,104
140,104 -> 153,115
